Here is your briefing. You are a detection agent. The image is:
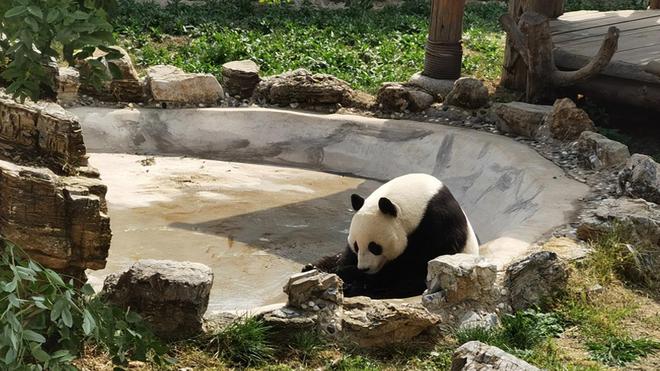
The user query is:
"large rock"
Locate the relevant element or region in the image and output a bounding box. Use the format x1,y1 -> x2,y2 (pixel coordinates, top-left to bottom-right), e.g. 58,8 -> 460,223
0,96 -> 89,174
504,252 -> 568,311
102,260 -> 214,340
284,270 -> 343,309
254,68 -> 354,107
451,341 -> 540,371
222,60 -> 261,99
408,72 -> 455,98
618,154 -> 660,204
264,269 -> 438,347
547,98 -> 596,140
78,46 -> 149,103
576,131 -> 630,170
0,96 -> 110,278
95,46 -> 139,81
56,67 -> 80,105
493,101 -> 552,138
424,254 -> 498,310
341,297 -> 440,348
444,77 -> 489,109
376,82 -> 434,112
146,65 -> 224,105
540,237 -> 590,261
577,198 -> 659,289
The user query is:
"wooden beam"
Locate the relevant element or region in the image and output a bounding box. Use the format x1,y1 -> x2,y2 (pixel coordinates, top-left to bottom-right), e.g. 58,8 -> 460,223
423,0 -> 467,79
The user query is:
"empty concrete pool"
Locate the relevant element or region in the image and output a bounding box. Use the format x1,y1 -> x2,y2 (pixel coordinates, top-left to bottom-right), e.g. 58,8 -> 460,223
71,107 -> 589,311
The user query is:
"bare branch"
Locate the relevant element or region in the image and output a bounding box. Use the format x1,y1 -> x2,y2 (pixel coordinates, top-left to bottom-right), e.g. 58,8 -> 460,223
553,26 -> 620,87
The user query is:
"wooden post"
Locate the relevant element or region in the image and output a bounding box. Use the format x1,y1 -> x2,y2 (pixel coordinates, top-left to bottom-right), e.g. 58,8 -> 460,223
423,0 -> 467,80
651,0 -> 660,10
500,0 -> 565,90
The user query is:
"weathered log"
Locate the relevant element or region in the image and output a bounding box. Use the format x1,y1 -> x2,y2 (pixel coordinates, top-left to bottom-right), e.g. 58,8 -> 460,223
500,11 -> 619,103
501,0 -> 566,90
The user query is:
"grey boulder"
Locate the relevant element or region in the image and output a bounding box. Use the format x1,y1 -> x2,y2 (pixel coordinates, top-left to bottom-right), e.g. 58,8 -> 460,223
102,259 -> 214,340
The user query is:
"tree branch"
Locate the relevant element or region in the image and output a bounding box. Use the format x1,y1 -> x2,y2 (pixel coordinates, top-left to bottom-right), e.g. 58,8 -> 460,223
552,26 -> 620,87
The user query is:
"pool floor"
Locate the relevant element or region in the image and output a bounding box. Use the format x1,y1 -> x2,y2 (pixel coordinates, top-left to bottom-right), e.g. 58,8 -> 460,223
86,153 -> 380,311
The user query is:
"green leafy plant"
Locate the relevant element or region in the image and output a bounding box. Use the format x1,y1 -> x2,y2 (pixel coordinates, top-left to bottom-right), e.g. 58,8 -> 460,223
208,316 -> 274,367
0,0 -> 119,101
587,337 -> 660,366
0,239 -> 167,369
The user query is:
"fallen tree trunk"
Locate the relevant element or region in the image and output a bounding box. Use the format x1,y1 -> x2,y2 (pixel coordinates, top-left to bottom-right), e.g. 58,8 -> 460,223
500,11 -> 619,103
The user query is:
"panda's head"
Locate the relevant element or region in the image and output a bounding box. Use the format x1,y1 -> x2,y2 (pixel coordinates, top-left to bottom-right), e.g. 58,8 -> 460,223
347,193 -> 408,274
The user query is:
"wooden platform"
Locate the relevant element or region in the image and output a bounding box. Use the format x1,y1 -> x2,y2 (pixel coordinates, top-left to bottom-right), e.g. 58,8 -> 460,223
549,10 -> 660,109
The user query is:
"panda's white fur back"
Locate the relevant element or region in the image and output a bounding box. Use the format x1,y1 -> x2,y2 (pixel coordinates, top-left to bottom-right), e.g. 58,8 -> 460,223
352,173 -> 480,256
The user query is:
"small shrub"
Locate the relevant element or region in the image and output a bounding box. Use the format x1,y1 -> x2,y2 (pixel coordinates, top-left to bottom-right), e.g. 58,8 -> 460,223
0,239 -> 166,369
0,0 -> 120,101
208,316 -> 274,367
587,337 -> 660,366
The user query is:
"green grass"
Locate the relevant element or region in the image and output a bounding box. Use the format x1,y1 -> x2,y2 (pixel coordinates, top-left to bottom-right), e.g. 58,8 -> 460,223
113,0 -> 505,93
587,337 -> 660,366
455,309 -> 567,367
207,316 -> 275,367
288,330 -> 327,364
566,0 -> 649,11
330,355 -> 382,371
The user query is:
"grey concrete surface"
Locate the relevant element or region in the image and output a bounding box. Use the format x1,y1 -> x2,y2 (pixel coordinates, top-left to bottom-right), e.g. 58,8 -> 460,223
71,107 -> 589,309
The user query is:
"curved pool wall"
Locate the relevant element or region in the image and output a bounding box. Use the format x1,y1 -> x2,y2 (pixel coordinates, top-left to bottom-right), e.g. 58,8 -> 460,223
72,107 -> 588,267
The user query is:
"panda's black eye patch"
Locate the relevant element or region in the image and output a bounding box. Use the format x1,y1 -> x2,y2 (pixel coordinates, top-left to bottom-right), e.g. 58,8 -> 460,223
353,242 -> 359,252
368,242 -> 383,256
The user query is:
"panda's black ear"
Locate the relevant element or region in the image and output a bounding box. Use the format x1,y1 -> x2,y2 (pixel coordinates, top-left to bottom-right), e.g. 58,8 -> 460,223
378,197 -> 398,217
351,194 -> 365,211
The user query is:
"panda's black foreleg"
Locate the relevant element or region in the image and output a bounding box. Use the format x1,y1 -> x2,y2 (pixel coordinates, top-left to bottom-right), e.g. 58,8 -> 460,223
302,245 -> 356,274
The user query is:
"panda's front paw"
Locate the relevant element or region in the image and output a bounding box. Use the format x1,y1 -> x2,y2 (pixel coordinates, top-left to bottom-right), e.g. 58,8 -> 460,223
301,264 -> 317,273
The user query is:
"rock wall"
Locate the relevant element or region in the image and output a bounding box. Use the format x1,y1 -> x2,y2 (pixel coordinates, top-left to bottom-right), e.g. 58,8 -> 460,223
0,93 -> 111,278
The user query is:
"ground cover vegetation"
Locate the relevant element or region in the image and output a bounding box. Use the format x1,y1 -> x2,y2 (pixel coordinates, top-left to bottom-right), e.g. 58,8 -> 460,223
112,0 -> 649,94
165,225 -> 660,370
0,239 -> 169,370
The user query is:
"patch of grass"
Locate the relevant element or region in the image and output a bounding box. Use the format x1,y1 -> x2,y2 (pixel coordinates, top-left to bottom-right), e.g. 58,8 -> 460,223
113,0 -> 506,92
587,337 -> 660,366
582,223 -> 656,290
208,316 -> 275,368
456,309 -> 564,352
287,330 -> 327,363
329,354 -> 382,371
566,0 -> 649,11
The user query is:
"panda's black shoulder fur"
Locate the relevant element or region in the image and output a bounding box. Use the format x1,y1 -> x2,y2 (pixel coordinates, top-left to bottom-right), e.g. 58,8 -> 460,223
307,185 -> 470,299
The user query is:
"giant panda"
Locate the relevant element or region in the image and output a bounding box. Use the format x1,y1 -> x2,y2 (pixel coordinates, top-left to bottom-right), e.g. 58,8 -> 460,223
305,173 -> 479,299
